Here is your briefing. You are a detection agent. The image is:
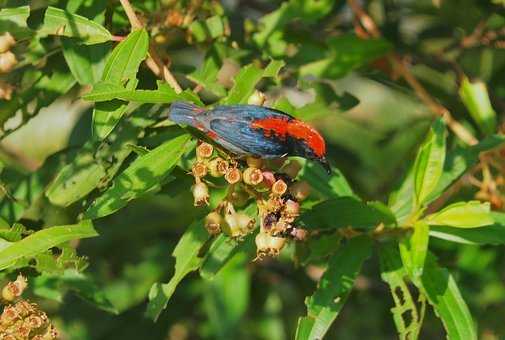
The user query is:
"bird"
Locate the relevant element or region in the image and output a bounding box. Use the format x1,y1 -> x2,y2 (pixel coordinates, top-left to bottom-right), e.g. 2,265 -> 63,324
169,101 -> 330,174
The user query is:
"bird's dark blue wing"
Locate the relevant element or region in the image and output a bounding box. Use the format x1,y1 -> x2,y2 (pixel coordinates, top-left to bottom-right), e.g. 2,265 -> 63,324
209,118 -> 288,158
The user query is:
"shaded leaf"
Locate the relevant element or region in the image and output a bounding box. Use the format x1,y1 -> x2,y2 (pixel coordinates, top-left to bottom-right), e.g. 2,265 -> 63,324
420,253 -> 477,340
62,39 -> 111,85
295,235 -> 372,340
146,219 -> 210,321
399,221 -> 430,281
0,6 -> 31,39
300,197 -> 396,230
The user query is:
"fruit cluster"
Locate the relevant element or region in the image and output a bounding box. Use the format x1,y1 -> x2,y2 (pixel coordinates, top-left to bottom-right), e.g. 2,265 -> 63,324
191,142 -> 310,259
0,275 -> 57,340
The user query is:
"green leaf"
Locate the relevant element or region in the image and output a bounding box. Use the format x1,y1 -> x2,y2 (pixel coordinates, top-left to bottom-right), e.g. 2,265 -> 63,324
300,197 -> 396,230
146,219 -> 210,321
430,212 -> 505,245
380,242 -> 425,340
222,60 -> 285,104
390,135 -> 505,224
0,220 -> 98,271
299,35 -> 391,79
84,133 -> 192,219
189,15 -> 228,42
425,201 -> 493,228
399,221 -> 430,280
62,39 -> 110,85
459,76 -> 496,134
295,235 -> 372,340
83,81 -> 201,104
413,118 -> 446,207
92,28 -> 149,139
0,6 -> 32,39
297,158 -> 356,199
420,253 -> 477,340
39,6 -> 112,44
46,122 -> 139,207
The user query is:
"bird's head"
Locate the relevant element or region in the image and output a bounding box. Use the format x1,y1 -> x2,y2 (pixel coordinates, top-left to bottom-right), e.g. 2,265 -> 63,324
287,121 -> 331,174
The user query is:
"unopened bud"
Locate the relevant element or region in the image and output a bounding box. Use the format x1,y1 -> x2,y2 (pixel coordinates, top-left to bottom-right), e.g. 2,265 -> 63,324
0,81 -> 14,100
196,142 -> 213,159
243,167 -> 263,185
290,227 -> 307,241
192,161 -> 207,178
208,157 -> 228,177
261,171 -> 276,188
246,157 -> 263,168
289,181 -> 311,201
272,179 -> 287,196
225,168 -> 241,184
192,182 -> 209,206
282,160 -> 302,178
204,212 -> 222,235
0,32 -> 15,53
2,274 -> 27,302
283,199 -> 300,220
0,51 -> 17,73
255,232 -> 286,257
247,90 -> 266,106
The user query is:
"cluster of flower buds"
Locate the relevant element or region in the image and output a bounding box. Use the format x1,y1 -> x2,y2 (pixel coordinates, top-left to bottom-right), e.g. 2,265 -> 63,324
190,142 -> 311,259
0,275 -> 58,339
0,32 -> 17,101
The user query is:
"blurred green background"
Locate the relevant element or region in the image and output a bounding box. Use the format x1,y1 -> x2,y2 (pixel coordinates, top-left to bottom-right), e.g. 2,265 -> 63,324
1,0 -> 504,339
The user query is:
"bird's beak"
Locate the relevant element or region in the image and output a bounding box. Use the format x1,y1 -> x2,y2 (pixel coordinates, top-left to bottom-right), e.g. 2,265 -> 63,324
318,157 -> 331,175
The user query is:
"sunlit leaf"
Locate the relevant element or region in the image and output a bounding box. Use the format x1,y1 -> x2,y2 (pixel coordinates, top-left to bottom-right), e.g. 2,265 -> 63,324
459,76 -> 496,134
399,220 -> 429,280
425,201 -> 493,228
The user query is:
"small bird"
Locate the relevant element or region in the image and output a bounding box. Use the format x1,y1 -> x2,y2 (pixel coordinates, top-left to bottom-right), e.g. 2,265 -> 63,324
169,101 -> 330,174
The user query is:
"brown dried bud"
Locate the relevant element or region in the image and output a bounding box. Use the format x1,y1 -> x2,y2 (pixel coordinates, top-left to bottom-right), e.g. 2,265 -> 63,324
0,81 -> 14,100
2,275 -> 27,302
243,167 -> 264,186
265,196 -> 283,212
204,212 -> 222,235
192,182 -> 209,206
246,157 -> 263,168
225,168 -> 242,184
192,161 -> 207,178
0,51 -> 17,73
271,220 -> 289,235
196,142 -> 214,159
255,232 -> 286,258
208,157 -> 228,177
289,181 -> 311,201
272,179 -> 288,196
0,32 -> 15,53
282,160 -> 302,178
165,10 -> 184,27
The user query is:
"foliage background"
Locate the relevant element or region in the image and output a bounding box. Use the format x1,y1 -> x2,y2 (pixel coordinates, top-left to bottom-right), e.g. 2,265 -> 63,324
0,0 -> 504,339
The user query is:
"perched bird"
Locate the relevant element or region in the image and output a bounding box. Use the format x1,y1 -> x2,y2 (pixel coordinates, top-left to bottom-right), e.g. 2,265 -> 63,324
169,102 -> 330,174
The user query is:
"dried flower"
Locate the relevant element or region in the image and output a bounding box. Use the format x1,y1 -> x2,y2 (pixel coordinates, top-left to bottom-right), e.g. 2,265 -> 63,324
0,81 -> 14,100
243,167 -> 264,186
204,212 -> 222,235
208,157 -> 228,177
196,142 -> 214,159
192,161 -> 208,178
2,275 -> 27,302
255,232 -> 286,258
225,168 -> 242,184
272,179 -> 288,196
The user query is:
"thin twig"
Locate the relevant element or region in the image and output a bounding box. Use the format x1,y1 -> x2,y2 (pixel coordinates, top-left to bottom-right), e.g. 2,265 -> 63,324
119,0 -> 183,93
346,0 -> 478,146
